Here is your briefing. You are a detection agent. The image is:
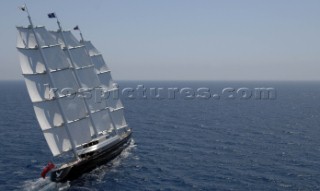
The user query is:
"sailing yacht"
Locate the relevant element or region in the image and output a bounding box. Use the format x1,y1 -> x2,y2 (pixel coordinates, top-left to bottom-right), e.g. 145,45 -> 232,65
16,6 -> 132,182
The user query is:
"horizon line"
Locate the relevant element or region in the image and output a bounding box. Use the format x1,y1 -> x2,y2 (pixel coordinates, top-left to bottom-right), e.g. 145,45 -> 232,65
1,79 -> 320,82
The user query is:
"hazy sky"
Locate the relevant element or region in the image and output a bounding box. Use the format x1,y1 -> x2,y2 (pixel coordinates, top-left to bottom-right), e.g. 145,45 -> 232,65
1,0 -> 320,81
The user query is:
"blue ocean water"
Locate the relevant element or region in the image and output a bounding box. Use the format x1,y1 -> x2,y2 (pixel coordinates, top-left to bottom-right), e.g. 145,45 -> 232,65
1,81 -> 320,190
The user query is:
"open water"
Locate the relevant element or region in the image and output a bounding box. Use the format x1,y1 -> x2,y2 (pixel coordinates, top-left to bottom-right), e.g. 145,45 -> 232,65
0,81 -> 320,190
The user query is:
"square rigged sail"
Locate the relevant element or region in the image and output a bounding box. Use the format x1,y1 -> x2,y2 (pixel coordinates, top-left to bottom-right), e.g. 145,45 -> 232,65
17,26 -> 127,157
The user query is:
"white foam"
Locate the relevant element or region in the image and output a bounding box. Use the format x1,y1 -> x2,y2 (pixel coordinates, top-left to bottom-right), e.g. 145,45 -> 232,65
22,177 -> 70,191
112,139 -> 137,165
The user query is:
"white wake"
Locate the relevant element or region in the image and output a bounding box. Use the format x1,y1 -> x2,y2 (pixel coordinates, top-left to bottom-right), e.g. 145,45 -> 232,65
22,177 -> 70,191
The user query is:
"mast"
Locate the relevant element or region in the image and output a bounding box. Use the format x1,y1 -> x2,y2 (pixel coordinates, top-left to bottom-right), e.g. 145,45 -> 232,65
75,26 -> 119,135
22,5 -> 79,159
78,34 -> 129,134
50,14 -> 100,137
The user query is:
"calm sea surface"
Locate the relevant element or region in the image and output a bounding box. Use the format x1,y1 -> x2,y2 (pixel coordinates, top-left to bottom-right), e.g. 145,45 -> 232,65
0,81 -> 320,191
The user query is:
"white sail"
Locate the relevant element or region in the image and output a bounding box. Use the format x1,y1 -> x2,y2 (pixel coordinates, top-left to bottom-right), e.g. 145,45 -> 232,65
91,54 -> 110,74
82,41 -> 100,56
50,30 -> 81,48
24,74 -> 51,102
75,66 -> 100,89
67,118 -> 94,146
34,100 -> 64,129
50,69 -> 79,97
33,96 -> 91,156
17,48 -> 45,74
91,109 -> 115,133
107,95 -> 123,110
32,86 -> 89,124
43,45 -> 71,71
58,96 -> 88,122
85,90 -> 108,112
50,29 -> 119,140
43,126 -> 72,156
17,45 -> 70,74
67,46 -> 92,68
82,40 -> 128,131
98,71 -> 114,90
17,24 -> 129,157
17,26 -> 96,156
24,70 -> 80,102
17,26 -> 56,48
111,109 -> 127,129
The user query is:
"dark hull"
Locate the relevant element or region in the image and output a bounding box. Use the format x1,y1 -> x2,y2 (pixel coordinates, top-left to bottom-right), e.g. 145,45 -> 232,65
50,132 -> 132,182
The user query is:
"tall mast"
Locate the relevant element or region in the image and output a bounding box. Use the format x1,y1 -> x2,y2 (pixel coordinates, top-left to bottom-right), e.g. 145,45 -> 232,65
75,26 -> 119,135
22,5 -> 79,159
50,14 -> 100,137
